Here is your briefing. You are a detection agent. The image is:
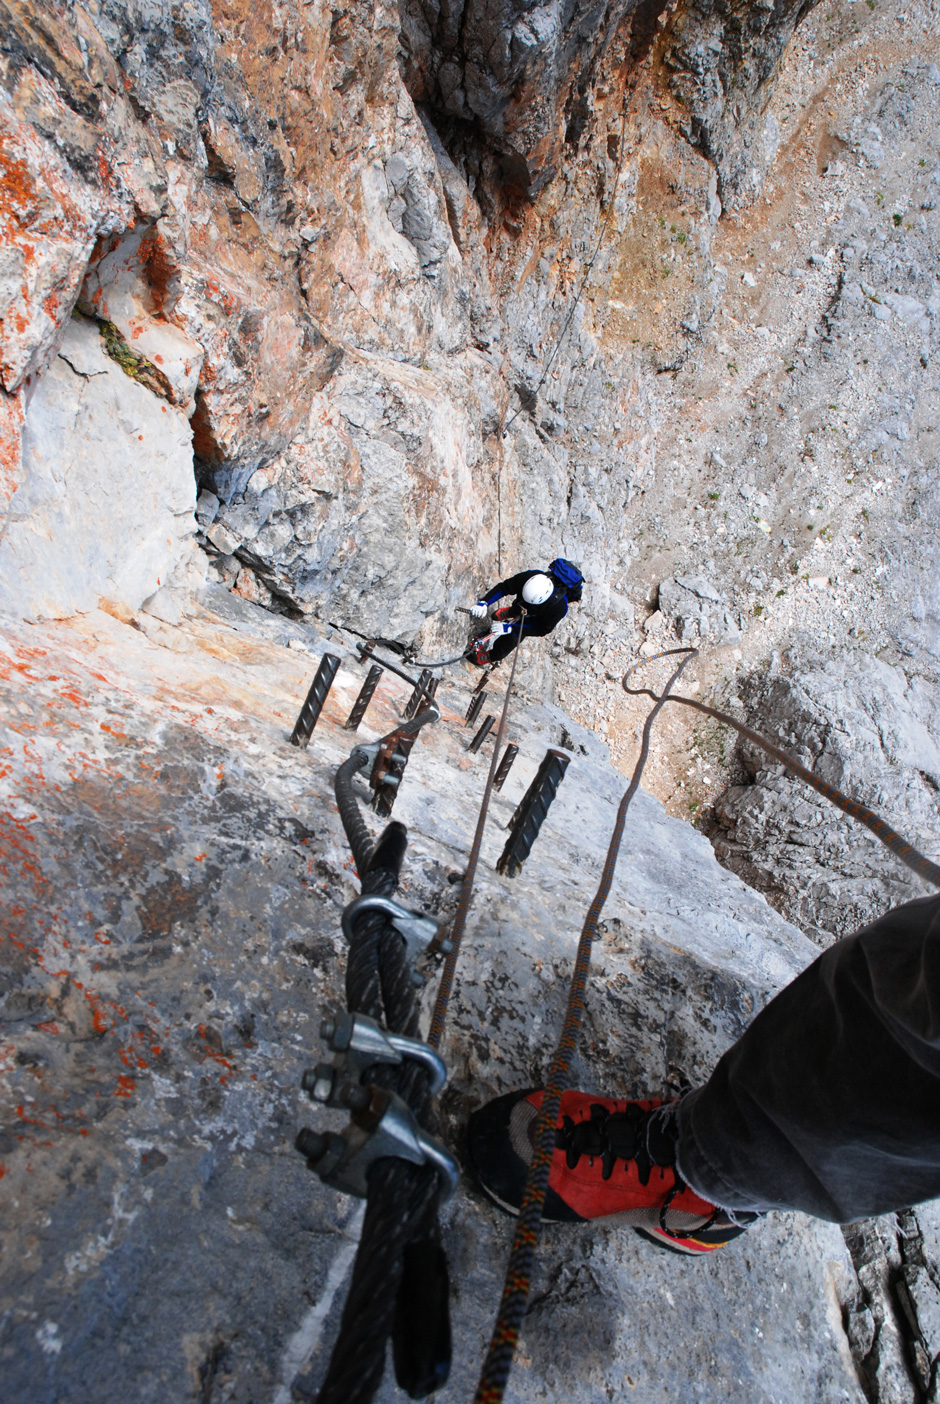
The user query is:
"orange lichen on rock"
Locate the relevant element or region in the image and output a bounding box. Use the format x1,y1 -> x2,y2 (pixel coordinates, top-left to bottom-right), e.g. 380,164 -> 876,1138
0,387 -> 24,514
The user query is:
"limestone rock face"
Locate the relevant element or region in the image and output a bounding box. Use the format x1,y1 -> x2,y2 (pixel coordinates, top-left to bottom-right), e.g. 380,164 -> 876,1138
397,0 -> 662,199
211,352 -> 502,633
398,0 -> 822,205
2,2 -> 940,1399
660,0 -> 822,209
0,599 -> 864,1404
0,317 -> 196,620
711,649 -> 940,943
0,0 -> 827,640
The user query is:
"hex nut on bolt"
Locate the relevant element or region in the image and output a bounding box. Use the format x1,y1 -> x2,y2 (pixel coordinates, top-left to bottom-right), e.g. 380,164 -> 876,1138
295,1127 -> 328,1162
295,1129 -> 347,1177
340,1082 -> 371,1113
302,1064 -> 336,1102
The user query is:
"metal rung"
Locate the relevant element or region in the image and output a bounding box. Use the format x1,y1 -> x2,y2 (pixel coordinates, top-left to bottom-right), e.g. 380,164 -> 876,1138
290,654 -> 341,747
345,664 -> 384,731
493,743 -> 519,792
467,714 -> 494,754
496,748 -> 571,877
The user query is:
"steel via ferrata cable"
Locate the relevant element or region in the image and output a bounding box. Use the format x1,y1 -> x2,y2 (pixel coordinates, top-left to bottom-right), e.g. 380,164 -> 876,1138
314,709 -> 443,1404
327,618 -> 472,670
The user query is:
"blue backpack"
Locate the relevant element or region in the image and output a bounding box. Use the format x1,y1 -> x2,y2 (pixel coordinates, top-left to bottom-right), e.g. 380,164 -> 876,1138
548,558 -> 584,594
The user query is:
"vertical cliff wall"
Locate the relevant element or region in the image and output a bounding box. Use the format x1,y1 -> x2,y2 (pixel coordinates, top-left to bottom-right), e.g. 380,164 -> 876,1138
3,0 -> 940,1401
0,0 -> 831,648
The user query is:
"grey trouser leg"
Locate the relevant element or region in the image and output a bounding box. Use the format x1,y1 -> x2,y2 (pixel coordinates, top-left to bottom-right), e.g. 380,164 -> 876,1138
677,893 -> 940,1222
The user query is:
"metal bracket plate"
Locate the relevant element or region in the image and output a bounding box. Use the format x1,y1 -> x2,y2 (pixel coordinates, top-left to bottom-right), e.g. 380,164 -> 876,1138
297,1086 -> 458,1201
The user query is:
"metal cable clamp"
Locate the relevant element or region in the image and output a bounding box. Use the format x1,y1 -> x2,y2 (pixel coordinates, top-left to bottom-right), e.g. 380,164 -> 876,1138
304,1010 -> 448,1102
296,1085 -> 459,1200
351,740 -> 381,769
299,1013 -> 456,1199
341,895 -> 452,986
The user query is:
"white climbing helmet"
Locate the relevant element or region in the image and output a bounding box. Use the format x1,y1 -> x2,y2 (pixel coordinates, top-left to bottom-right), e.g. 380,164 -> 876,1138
522,573 -> 554,606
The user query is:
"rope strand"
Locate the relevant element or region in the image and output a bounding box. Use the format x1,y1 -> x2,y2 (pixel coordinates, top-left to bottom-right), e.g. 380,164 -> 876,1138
472,651 -> 696,1403
428,611 -> 527,1049
473,644 -> 940,1404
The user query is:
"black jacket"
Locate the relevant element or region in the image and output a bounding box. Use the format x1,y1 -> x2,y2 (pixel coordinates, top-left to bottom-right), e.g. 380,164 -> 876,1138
481,569 -> 574,637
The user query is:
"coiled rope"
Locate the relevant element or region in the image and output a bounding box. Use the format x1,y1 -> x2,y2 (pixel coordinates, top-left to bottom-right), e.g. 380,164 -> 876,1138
622,648 -> 940,889
472,650 -> 695,1404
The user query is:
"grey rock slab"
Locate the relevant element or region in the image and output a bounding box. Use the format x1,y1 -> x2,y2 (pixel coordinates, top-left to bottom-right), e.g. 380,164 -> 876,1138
0,318 -> 196,622
195,488 -> 220,527
710,649 -> 940,945
659,577 -> 744,646
141,585 -> 183,625
0,607 -> 867,1404
196,580 -> 326,651
675,574 -> 725,604
905,1265 -> 940,1359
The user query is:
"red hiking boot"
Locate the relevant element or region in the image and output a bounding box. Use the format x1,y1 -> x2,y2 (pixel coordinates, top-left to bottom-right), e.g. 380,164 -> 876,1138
467,1088 -> 755,1255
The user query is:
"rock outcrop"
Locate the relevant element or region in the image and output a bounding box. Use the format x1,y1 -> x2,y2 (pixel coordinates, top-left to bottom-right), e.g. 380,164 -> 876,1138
706,644 -> 940,1404
0,0 -> 831,643
710,649 -> 940,943
0,315 -> 199,619
660,0 -> 823,208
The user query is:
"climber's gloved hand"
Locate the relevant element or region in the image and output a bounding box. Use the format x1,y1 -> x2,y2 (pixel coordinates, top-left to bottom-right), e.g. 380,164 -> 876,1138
469,601 -> 488,619
489,620 -> 514,636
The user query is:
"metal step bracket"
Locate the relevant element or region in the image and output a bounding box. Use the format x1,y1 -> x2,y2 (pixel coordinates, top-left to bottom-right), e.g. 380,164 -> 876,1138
296,1087 -> 459,1201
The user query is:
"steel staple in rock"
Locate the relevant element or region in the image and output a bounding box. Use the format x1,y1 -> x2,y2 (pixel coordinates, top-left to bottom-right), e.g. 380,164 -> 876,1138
345,664 -> 384,732
492,744 -> 518,792
290,653 -> 341,747
495,748 -> 570,876
404,670 -> 434,721
372,729 -> 418,818
467,714 -> 495,754
465,691 -> 487,727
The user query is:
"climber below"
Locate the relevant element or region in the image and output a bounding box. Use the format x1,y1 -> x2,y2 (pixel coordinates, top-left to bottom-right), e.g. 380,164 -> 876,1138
468,891 -> 940,1256
467,558 -> 583,667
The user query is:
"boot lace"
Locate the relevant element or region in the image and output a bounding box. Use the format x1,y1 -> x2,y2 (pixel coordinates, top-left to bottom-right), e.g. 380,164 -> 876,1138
555,1101 -> 717,1237
555,1102 -> 677,1184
